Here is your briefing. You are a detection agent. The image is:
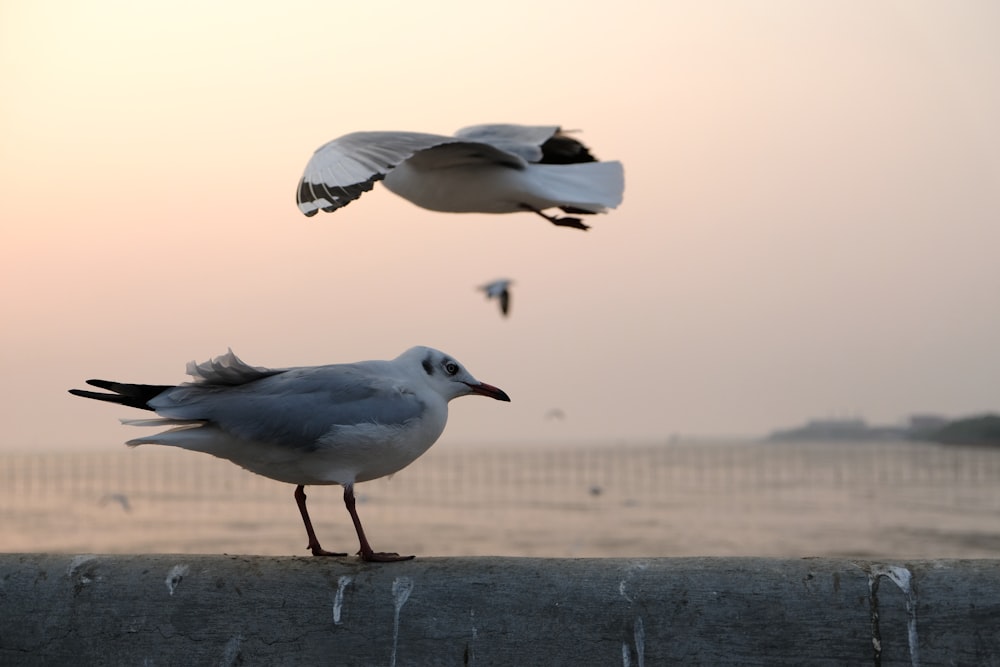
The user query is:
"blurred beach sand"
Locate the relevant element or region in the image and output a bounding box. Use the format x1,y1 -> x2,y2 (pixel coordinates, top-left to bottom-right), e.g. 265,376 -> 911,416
4,441 -> 1000,559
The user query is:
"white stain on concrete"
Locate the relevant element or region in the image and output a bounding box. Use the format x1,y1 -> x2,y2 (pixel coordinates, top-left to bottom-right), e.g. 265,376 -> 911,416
633,616 -> 646,667
67,555 -> 98,583
219,634 -> 243,667
390,577 -> 414,667
333,575 -> 353,625
619,560 -> 650,603
619,580 -> 633,603
165,564 -> 189,596
624,561 -> 650,575
620,562 -> 649,666
870,564 -> 920,667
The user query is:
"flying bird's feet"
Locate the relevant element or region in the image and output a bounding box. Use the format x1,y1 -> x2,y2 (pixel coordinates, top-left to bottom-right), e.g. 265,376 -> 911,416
549,216 -> 590,230
359,549 -> 416,563
522,205 -> 590,230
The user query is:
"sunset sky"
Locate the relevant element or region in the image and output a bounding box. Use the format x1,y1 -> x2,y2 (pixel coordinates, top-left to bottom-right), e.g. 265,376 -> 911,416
2,1 -> 998,452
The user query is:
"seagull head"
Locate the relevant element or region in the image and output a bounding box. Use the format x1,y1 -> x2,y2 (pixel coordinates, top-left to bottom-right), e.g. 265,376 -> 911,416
401,346 -> 511,402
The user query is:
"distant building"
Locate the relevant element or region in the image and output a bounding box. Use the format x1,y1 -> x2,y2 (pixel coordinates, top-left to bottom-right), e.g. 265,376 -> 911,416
766,413 -> 1000,445
766,418 -> 905,442
906,414 -> 949,435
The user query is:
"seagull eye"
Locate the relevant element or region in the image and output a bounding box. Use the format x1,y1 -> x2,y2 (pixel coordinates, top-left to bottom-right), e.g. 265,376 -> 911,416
444,362 -> 459,376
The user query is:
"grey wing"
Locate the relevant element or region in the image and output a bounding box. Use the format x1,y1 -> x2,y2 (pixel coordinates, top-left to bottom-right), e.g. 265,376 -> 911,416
150,366 -> 426,449
453,124 -> 560,162
298,131 -> 450,216
297,130 -> 523,216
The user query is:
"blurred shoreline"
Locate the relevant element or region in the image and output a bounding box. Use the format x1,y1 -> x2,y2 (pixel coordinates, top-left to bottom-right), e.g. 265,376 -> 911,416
4,439 -> 1000,559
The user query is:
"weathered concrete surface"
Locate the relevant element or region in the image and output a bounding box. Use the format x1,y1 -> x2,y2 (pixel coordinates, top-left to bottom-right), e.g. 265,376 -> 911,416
0,555 -> 998,665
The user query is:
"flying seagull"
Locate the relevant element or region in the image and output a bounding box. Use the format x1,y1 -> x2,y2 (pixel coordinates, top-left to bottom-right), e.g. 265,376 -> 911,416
297,124 -> 624,230
97,492 -> 132,513
479,278 -> 513,317
70,347 -> 510,562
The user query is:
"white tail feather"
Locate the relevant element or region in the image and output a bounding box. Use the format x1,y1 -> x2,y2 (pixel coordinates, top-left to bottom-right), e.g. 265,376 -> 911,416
124,421 -> 205,447
525,161 -> 625,212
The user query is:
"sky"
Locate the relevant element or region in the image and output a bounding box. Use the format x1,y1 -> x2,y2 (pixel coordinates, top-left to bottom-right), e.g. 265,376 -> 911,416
1,1 -> 999,452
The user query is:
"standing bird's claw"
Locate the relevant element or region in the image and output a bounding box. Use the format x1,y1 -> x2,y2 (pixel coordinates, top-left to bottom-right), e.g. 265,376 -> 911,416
359,549 -> 415,563
309,546 -> 348,557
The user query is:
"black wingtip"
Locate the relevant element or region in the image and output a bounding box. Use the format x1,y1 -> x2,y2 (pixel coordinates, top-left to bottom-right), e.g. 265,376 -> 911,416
69,380 -> 172,411
85,379 -> 117,390
68,388 -> 126,405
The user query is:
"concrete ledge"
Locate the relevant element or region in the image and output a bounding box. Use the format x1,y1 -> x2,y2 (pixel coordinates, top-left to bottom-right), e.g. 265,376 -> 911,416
1,555 -> 998,665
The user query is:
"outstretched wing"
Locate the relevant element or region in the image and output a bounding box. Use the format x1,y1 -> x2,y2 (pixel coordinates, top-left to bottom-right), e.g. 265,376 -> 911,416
296,129 -> 533,216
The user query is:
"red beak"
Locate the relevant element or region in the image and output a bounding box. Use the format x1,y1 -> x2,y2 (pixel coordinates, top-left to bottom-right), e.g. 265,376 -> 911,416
465,381 -> 511,402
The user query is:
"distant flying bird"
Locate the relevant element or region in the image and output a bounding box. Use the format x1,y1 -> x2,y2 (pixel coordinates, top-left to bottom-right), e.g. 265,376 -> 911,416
479,279 -> 513,317
544,408 -> 566,421
70,347 -> 510,562
98,493 -> 132,513
297,124 -> 624,230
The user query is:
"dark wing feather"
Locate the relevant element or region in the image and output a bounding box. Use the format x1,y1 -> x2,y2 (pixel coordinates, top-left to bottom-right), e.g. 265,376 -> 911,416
69,380 -> 174,411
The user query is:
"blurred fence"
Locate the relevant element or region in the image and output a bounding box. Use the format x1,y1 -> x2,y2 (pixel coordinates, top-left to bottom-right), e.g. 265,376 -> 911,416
3,440 -> 1000,558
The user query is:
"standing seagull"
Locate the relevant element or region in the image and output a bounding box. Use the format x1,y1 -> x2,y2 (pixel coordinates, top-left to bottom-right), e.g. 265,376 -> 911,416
69,347 -> 510,562
479,279 -> 513,317
297,124 -> 624,230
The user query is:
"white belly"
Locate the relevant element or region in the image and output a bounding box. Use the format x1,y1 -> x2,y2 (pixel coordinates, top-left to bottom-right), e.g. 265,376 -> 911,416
132,407 -> 450,488
383,162 -> 537,213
